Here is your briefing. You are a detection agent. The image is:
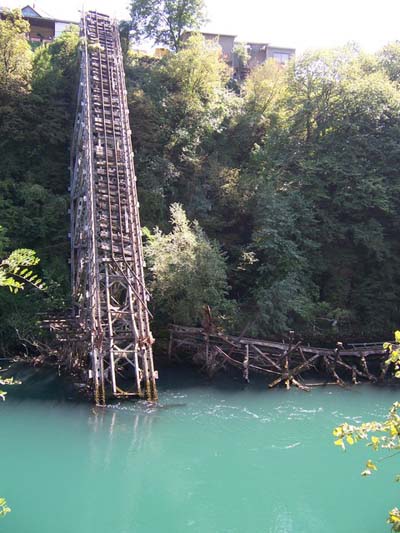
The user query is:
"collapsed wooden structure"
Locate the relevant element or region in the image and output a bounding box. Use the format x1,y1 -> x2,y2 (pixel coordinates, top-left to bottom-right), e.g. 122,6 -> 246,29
168,325 -> 390,390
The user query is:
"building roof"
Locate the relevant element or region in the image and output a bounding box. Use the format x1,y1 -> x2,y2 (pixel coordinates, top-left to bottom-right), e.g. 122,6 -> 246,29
246,41 -> 269,46
21,5 -> 41,17
183,30 -> 237,39
202,32 -> 237,38
267,46 -> 296,52
14,4 -> 78,24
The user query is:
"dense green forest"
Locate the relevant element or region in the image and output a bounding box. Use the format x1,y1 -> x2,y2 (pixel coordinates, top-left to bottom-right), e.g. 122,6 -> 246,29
2,8 -> 400,354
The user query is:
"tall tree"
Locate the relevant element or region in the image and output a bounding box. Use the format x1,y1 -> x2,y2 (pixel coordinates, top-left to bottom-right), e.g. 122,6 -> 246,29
0,8 -> 32,90
130,0 -> 206,51
378,42 -> 400,84
144,204 -> 235,327
0,25 -> 79,352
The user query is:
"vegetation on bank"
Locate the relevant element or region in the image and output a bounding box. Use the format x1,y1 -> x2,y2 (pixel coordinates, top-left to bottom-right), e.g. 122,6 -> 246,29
2,8 -> 400,354
0,9 -> 77,352
127,39 -> 400,343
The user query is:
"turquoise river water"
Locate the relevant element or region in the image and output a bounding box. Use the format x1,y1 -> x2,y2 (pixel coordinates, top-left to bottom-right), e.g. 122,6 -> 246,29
1,366 -> 400,533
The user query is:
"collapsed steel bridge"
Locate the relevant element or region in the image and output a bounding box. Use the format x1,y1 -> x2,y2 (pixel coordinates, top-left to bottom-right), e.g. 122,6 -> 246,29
70,11 -> 157,405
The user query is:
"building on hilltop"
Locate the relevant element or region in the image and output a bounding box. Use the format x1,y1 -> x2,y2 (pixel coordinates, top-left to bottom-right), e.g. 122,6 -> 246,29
0,4 -> 77,44
247,42 -> 295,68
200,32 -> 237,66
183,30 -> 295,78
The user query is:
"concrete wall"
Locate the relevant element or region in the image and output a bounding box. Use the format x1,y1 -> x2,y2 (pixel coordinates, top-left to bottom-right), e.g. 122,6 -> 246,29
202,33 -> 236,64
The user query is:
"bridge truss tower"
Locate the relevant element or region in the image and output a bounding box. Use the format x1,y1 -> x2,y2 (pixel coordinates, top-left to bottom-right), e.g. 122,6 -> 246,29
70,11 -> 158,405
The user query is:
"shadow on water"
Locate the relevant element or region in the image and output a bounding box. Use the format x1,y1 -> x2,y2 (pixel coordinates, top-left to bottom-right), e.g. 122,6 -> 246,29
3,359 -> 253,403
2,364 -> 78,402
4,359 -> 400,408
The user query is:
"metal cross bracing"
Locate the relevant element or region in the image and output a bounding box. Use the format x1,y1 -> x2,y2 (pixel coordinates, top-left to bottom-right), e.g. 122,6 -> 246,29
70,10 -> 158,405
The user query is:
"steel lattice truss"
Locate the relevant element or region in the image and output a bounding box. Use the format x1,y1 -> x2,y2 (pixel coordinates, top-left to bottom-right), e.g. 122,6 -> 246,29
70,11 -> 158,405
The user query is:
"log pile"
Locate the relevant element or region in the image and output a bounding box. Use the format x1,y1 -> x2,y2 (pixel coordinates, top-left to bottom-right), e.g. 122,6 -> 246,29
168,325 -> 390,390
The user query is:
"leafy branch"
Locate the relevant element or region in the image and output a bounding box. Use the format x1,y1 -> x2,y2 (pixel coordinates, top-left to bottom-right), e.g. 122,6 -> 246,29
333,331 -> 400,531
0,248 -> 46,293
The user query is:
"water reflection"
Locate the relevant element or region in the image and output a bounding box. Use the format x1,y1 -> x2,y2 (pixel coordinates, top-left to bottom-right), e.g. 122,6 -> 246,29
88,403 -> 157,458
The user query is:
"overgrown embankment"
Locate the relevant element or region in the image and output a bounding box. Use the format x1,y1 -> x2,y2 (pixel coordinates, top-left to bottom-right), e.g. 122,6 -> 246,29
2,9 -> 400,354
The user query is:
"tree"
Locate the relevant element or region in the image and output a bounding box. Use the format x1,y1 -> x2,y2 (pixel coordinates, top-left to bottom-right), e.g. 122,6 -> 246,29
379,42 -> 400,84
240,46 -> 400,339
130,0 -> 206,51
161,34 -> 229,104
125,39 -> 400,340
0,8 -> 32,90
244,59 -> 286,116
126,33 -> 232,228
144,203 -> 235,327
233,42 -> 250,82
0,24 -> 78,351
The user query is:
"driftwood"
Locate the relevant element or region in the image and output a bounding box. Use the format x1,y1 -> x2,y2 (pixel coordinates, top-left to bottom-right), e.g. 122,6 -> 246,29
168,325 -> 391,390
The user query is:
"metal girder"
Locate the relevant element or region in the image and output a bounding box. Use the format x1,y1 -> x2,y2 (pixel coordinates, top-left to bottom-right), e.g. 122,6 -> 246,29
70,10 -> 158,405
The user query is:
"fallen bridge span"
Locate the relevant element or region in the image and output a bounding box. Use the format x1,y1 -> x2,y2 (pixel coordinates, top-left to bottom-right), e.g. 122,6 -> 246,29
168,325 -> 390,390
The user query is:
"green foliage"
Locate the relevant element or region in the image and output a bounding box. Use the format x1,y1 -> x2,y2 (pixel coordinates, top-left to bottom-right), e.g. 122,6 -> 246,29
379,42 -> 400,84
0,244 -> 45,293
243,59 -> 286,116
130,0 -> 206,51
239,46 -> 400,338
145,204 -> 235,326
233,42 -> 250,68
0,8 -> 32,90
161,34 -> 230,103
125,38 -> 400,340
119,20 -> 132,58
3,7 -> 400,347
126,34 -> 234,229
0,24 -> 78,352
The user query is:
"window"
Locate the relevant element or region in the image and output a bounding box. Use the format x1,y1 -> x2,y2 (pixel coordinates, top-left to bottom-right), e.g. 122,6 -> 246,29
272,52 -> 290,64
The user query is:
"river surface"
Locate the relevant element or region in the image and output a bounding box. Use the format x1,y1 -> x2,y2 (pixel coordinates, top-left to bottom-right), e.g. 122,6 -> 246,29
1,366 -> 400,533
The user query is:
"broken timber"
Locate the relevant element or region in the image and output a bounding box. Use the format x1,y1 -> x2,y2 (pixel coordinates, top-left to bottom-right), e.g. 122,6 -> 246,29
168,325 -> 391,390
70,11 -> 157,405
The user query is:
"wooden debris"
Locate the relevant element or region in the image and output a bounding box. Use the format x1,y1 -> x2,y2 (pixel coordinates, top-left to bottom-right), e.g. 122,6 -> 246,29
168,325 -> 389,390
